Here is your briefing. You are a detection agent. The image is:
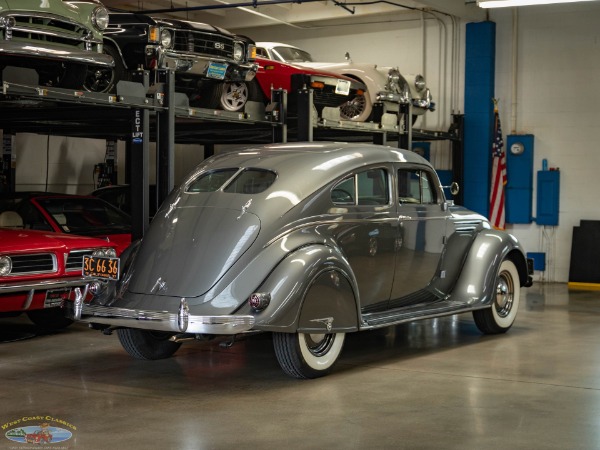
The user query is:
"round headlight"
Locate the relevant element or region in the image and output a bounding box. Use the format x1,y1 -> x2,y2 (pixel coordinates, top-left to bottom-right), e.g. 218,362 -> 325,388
415,74 -> 426,92
388,69 -> 401,85
92,248 -> 117,258
160,29 -> 173,48
233,43 -> 244,62
0,256 -> 12,276
92,6 -> 109,31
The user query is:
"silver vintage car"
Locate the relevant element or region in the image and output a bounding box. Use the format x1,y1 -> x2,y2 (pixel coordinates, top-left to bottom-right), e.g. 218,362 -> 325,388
68,142 -> 532,379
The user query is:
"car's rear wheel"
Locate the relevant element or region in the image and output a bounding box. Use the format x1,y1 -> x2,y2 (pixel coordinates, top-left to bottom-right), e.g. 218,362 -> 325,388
27,308 -> 73,330
117,328 -> 181,360
84,44 -> 128,94
273,331 -> 345,379
473,259 -> 520,334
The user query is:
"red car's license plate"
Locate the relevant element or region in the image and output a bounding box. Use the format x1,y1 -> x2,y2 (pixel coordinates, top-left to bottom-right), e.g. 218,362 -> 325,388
83,255 -> 120,280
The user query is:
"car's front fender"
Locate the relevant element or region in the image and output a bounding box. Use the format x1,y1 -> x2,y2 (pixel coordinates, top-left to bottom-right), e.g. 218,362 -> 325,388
442,229 -> 529,307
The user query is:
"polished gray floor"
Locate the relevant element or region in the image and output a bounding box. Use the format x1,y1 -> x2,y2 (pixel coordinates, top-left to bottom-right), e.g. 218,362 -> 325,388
2,283 -> 600,449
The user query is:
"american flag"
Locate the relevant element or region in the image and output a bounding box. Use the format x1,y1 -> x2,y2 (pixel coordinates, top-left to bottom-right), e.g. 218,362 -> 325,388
489,107 -> 506,230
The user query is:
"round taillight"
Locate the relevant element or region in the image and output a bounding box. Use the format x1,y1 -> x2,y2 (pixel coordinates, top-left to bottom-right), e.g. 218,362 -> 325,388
249,292 -> 271,311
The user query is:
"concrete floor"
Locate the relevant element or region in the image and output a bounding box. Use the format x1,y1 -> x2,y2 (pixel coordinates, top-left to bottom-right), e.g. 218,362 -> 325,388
1,283 -> 600,449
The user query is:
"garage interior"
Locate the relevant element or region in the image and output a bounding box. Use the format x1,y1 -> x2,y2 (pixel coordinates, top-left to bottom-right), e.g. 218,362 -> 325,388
2,0 -> 600,448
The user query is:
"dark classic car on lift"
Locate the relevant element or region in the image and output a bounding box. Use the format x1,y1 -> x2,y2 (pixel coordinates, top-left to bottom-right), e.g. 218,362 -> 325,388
68,142 -> 533,379
84,12 -> 258,109
0,0 -> 113,89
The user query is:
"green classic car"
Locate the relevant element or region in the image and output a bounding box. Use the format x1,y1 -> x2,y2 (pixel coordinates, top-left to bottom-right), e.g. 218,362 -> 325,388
0,0 -> 113,89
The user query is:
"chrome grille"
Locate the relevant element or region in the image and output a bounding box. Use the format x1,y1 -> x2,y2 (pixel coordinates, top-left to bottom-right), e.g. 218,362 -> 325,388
65,249 -> 95,272
3,12 -> 98,50
314,86 -> 350,108
172,30 -> 234,59
8,253 -> 56,275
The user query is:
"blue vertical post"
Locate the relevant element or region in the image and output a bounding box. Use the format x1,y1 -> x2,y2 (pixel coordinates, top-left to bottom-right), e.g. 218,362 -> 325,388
463,21 -> 496,216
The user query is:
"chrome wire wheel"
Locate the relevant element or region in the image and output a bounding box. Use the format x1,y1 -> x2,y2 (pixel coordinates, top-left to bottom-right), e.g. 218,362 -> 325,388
339,93 -> 370,121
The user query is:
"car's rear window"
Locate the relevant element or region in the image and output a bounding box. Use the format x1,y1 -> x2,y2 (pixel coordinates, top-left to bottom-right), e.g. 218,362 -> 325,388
186,169 -> 276,194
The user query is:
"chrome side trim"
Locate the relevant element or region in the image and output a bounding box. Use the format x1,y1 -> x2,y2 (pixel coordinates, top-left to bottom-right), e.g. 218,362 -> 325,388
0,277 -> 89,294
65,303 -> 255,335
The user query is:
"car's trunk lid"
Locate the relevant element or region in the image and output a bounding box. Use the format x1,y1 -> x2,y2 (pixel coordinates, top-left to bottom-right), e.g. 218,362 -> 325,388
127,205 -> 260,298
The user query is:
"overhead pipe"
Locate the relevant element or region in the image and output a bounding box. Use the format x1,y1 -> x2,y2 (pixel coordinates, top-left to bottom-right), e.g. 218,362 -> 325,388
138,0 -> 343,15
136,0 -> 455,18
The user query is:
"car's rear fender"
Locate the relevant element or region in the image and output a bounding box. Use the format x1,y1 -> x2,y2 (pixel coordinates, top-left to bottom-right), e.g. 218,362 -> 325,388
443,229 -> 529,307
242,244 -> 359,333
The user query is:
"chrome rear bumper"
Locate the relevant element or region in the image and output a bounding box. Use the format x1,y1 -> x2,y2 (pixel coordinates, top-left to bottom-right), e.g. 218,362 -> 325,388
65,297 -> 255,335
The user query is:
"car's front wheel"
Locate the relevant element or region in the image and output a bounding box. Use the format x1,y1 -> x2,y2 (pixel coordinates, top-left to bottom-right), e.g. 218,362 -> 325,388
84,44 -> 128,94
473,259 -> 521,334
273,331 -> 345,379
339,91 -> 372,122
117,328 -> 181,360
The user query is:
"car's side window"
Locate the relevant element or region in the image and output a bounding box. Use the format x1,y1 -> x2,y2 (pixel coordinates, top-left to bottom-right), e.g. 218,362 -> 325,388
398,169 -> 438,204
332,168 -> 389,206
331,177 -> 355,204
357,169 -> 389,205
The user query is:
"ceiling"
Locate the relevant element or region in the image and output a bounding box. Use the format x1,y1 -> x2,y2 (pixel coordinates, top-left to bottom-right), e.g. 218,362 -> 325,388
99,0 -> 487,32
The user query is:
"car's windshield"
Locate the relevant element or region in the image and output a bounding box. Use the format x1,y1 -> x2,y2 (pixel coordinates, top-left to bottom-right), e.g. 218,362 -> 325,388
272,46 -> 313,63
37,197 -> 131,235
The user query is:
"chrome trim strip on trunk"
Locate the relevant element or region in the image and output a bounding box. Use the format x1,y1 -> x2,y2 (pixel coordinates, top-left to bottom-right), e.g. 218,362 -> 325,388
65,302 -> 255,335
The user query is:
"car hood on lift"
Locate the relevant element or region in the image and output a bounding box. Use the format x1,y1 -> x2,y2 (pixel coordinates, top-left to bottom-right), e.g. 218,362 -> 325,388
4,0 -> 81,16
126,206 -> 261,299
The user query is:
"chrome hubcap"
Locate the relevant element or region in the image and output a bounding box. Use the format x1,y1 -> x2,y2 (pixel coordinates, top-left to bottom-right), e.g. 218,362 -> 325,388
495,272 -> 514,318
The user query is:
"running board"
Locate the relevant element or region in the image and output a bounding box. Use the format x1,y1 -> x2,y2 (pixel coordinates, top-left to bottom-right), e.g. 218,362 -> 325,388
360,300 -> 482,330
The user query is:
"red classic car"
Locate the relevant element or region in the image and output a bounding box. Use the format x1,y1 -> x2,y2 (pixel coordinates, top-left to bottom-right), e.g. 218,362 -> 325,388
0,192 -> 131,255
0,227 -> 116,329
214,56 -> 366,114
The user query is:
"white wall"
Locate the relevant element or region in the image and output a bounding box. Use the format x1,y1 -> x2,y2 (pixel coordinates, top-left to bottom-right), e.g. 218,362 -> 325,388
492,4 -> 600,282
3,132 -> 206,194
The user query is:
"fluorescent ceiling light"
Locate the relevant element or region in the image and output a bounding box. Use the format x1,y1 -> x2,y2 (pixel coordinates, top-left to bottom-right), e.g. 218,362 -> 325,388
478,0 -> 598,7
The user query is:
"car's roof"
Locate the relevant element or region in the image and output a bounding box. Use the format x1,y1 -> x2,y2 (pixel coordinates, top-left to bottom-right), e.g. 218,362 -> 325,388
195,142 -> 432,200
257,42 -> 299,50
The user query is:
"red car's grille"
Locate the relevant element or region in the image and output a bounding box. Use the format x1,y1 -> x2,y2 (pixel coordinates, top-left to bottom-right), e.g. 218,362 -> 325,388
65,250 -> 95,272
9,253 -> 56,275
